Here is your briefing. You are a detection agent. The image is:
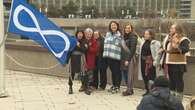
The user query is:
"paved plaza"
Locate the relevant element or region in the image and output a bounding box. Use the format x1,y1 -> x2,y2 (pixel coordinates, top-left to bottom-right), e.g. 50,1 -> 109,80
0,70 -> 191,110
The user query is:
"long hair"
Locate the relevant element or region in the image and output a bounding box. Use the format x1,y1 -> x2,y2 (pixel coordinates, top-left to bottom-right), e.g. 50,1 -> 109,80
174,24 -> 185,39
145,29 -> 155,40
123,23 -> 134,33
108,21 -> 120,34
123,23 -> 134,37
75,30 -> 85,40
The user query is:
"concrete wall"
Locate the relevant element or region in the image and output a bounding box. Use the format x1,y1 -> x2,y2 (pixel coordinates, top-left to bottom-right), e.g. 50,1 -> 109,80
5,40 -> 195,95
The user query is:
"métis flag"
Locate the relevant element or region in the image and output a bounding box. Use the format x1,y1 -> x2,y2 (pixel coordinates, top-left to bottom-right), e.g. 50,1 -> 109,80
8,0 -> 77,65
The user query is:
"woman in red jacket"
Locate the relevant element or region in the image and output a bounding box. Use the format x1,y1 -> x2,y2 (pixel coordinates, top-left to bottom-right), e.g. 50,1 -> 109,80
83,28 -> 99,95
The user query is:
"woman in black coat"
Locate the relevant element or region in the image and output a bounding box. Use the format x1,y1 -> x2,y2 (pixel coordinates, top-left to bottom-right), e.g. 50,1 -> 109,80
68,30 -> 88,94
121,23 -> 138,96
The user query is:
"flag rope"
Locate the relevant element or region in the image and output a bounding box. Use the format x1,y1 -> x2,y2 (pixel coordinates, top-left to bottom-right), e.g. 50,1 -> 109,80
5,52 -> 60,70
0,34 -> 8,47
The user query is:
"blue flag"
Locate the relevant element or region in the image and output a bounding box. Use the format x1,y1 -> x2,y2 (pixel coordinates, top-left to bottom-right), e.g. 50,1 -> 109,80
8,0 -> 77,65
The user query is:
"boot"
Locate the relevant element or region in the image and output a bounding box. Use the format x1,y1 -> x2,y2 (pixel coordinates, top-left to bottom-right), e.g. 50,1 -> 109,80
68,77 -> 73,94
85,87 -> 91,95
122,89 -> 134,96
83,74 -> 91,95
69,86 -> 73,94
79,73 -> 85,92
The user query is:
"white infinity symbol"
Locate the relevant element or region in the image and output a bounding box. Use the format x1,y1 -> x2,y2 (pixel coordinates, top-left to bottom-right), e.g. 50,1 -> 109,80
13,5 -> 70,58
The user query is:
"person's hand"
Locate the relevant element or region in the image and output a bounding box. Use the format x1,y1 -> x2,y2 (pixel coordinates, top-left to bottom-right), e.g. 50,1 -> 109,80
124,61 -> 129,66
158,48 -> 164,54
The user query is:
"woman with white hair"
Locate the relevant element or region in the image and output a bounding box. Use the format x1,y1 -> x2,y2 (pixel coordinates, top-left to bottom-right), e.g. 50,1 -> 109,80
81,28 -> 98,95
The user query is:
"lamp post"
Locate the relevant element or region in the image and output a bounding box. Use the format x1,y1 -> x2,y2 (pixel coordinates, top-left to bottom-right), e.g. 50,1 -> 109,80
121,9 -> 124,19
91,9 -> 94,18
127,9 -> 130,19
0,0 -> 7,98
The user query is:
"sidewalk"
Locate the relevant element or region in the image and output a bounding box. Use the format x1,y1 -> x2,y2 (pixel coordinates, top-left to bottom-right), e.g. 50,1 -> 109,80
0,70 -> 190,110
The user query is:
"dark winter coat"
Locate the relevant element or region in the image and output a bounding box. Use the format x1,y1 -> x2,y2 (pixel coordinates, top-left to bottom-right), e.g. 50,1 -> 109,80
137,87 -> 184,110
69,39 -> 88,74
96,36 -> 105,58
121,32 -> 137,70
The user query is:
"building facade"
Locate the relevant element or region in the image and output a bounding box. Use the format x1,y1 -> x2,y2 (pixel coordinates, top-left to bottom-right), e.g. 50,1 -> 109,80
179,0 -> 195,18
3,0 -> 195,19
31,0 -> 180,15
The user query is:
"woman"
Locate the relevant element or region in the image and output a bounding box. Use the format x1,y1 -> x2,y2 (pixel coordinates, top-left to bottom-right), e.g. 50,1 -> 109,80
103,21 -> 122,93
160,24 -> 191,100
138,29 -> 161,96
121,23 -> 138,96
83,28 -> 98,95
68,30 -> 88,94
91,31 -> 107,90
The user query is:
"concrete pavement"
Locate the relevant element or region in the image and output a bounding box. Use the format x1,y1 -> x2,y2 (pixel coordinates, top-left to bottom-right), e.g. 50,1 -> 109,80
0,70 -> 191,110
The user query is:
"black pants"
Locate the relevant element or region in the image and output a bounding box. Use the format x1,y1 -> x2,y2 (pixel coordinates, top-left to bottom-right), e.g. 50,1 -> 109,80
141,59 -> 156,92
68,72 -> 83,88
92,57 -> 107,89
168,65 -> 184,92
104,58 -> 121,88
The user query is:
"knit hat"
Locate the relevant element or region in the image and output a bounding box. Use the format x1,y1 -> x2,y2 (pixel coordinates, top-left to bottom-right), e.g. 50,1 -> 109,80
154,76 -> 169,87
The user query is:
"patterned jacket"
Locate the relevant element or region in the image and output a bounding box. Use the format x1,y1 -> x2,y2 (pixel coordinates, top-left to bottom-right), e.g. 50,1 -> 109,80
103,31 -> 122,60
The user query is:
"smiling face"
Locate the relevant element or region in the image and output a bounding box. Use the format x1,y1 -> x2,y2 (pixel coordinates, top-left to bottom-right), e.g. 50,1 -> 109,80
110,22 -> 118,32
124,25 -> 132,34
77,32 -> 84,40
144,30 -> 151,40
85,31 -> 93,40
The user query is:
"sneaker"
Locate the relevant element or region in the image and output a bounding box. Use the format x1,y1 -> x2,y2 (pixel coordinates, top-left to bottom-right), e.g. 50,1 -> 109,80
112,87 -> 120,94
108,86 -> 114,92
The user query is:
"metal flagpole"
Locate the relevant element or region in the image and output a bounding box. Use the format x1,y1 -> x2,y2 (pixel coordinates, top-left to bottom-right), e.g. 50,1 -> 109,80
0,0 -> 7,98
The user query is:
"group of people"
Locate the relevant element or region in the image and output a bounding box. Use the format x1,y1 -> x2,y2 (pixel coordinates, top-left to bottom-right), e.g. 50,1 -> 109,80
67,21 -> 191,104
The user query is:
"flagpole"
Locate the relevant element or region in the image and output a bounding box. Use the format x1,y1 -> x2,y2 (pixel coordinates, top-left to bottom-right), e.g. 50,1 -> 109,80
0,0 -> 7,98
